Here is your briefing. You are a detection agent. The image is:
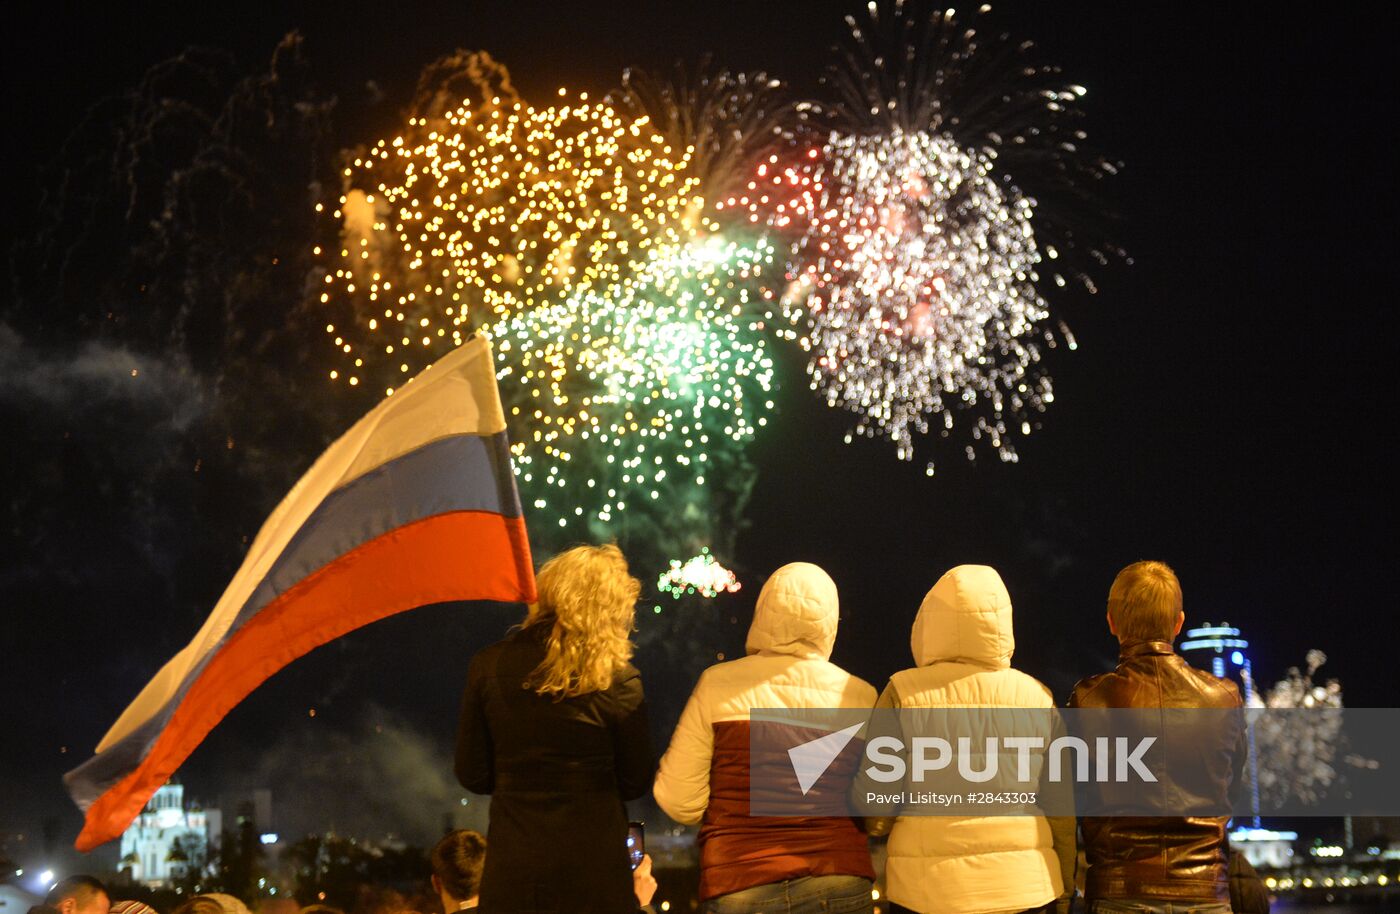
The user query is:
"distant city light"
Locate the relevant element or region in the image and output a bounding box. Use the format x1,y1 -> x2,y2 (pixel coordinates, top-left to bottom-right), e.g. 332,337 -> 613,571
1231,828 -> 1298,842
259,833 -> 279,845
1180,623 -> 1248,653
1231,650 -> 1244,665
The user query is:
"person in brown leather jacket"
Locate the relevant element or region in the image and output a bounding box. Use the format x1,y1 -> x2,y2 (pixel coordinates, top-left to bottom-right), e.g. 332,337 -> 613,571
1069,561 -> 1245,914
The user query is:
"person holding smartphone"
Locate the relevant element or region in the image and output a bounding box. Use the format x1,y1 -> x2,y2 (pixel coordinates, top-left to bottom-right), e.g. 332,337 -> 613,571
455,544 -> 655,913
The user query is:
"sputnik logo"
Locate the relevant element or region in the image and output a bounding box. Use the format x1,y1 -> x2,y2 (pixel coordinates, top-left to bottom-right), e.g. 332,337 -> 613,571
787,722 -> 864,795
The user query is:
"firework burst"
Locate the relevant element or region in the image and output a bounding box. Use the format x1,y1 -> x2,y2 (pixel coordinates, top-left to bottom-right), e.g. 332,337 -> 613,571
316,89 -> 702,395
741,1 -> 1118,470
657,547 -> 742,600
741,130 -> 1052,467
829,0 -> 1123,286
493,233 -> 776,538
313,81 -> 785,551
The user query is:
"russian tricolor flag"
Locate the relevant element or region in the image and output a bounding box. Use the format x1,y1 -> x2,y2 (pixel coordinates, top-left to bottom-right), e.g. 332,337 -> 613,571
64,333 -> 535,851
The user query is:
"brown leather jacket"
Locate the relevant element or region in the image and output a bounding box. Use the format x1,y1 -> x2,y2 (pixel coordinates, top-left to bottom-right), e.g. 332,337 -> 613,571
1069,640 -> 1246,903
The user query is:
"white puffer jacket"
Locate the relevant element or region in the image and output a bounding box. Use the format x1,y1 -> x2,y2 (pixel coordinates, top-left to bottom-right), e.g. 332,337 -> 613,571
653,562 -> 877,900
881,565 -> 1072,914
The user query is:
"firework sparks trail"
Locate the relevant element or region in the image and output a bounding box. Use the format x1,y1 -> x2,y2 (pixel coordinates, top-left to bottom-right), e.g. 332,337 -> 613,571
314,72 -> 779,554
738,1 -> 1119,471
612,61 -> 803,208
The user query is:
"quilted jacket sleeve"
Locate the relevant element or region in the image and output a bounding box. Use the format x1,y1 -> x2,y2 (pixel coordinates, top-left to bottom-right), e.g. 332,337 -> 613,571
850,680 -> 901,837
653,672 -> 714,825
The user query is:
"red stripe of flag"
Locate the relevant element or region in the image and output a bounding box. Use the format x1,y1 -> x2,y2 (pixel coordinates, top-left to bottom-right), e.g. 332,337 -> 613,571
75,510 -> 533,851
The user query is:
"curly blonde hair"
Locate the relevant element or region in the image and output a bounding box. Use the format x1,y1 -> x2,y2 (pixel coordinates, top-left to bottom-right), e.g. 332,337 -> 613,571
523,543 -> 640,698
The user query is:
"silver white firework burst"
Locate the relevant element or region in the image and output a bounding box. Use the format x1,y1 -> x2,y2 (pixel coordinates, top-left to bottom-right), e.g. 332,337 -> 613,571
740,0 -> 1119,470
792,128 -> 1053,467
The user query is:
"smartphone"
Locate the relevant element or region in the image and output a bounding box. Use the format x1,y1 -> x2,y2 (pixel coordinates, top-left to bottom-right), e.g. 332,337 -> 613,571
627,820 -> 645,870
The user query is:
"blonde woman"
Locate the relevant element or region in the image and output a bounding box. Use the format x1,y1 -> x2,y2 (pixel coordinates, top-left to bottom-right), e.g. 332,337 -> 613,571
455,543 -> 654,914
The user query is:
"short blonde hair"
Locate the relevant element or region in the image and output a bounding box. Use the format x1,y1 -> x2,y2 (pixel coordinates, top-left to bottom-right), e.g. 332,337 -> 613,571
1107,560 -> 1183,643
524,543 -> 639,698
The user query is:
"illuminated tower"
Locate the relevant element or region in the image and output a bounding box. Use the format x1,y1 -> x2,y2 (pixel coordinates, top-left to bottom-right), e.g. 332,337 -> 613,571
1181,621 -> 1261,826
1180,621 -> 1256,698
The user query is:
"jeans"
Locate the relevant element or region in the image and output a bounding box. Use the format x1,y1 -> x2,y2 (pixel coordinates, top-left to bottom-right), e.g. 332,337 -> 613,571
703,874 -> 874,914
1089,901 -> 1231,914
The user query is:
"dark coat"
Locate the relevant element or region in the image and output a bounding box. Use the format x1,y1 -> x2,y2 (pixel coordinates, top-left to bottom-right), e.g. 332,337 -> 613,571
1228,850 -> 1270,914
455,625 -> 654,913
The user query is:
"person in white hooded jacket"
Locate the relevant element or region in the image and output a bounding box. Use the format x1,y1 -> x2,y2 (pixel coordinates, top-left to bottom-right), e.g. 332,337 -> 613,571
857,565 -> 1076,914
654,562 -> 878,913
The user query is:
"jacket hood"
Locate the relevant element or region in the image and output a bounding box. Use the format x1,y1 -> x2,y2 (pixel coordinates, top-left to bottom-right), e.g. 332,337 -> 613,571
910,565 -> 1015,668
745,562 -> 839,660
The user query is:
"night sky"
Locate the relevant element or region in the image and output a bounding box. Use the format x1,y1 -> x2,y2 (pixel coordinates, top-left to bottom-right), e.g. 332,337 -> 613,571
3,0 -> 1392,871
